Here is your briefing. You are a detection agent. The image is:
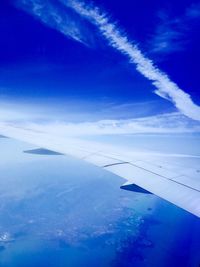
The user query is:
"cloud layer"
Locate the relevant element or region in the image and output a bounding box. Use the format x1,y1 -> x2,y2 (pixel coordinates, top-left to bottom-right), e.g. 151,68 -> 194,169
0,99 -> 199,135
6,112 -> 200,136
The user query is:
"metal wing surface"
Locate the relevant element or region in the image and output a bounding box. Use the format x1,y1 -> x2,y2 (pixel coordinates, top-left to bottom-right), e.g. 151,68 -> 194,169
1,123 -> 200,218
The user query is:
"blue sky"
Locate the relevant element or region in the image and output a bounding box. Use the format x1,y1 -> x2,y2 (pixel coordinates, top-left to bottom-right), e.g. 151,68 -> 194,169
0,0 -> 200,130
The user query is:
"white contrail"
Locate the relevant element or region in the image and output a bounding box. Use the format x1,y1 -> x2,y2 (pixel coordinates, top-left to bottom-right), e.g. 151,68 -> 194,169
63,0 -> 200,121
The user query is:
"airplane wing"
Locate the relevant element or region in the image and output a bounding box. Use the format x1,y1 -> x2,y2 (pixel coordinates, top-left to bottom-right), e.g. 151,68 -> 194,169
0,122 -> 200,218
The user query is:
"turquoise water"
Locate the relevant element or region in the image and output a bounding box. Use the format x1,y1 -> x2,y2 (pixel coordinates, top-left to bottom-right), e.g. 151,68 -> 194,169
0,135 -> 199,266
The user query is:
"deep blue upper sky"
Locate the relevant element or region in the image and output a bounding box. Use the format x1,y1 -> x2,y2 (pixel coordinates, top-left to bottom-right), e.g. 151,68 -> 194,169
0,0 -> 200,118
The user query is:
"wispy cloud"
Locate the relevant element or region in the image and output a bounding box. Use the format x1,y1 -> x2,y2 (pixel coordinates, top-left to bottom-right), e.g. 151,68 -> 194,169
61,0 -> 200,121
15,0 -> 93,45
148,12 -> 186,55
186,2 -> 200,19
148,3 -> 200,56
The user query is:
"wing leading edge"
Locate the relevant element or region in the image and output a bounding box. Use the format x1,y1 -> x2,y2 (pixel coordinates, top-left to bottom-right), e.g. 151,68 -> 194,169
0,123 -> 200,218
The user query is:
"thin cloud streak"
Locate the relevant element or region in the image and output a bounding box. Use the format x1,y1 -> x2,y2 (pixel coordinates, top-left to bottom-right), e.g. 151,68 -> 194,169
12,113 -> 200,136
16,0 -> 91,45
64,0 -> 200,121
